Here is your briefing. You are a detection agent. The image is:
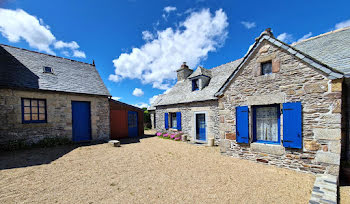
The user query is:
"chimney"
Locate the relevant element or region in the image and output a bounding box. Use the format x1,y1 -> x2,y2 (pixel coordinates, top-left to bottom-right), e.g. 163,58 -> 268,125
176,62 -> 193,81
256,28 -> 274,41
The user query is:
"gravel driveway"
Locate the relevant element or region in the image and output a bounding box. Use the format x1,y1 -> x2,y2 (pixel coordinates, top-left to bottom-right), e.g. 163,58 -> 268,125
0,134 -> 315,203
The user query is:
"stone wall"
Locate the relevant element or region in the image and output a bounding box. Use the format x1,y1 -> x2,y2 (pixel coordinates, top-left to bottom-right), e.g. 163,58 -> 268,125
155,100 -> 219,144
219,40 -> 343,175
0,88 -> 110,146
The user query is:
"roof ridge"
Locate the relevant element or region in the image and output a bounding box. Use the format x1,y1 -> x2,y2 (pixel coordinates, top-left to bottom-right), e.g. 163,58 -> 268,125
0,43 -> 94,66
292,26 -> 350,46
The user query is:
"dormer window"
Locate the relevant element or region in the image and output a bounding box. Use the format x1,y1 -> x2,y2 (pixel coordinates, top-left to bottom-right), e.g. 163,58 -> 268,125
43,66 -> 53,73
261,61 -> 272,75
192,79 -> 199,91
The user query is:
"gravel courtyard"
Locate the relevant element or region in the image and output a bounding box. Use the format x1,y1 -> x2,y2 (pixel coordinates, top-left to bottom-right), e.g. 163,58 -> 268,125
0,135 -> 315,204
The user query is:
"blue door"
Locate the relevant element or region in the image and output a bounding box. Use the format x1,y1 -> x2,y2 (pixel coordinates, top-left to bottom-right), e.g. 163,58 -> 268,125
128,111 -> 138,137
72,101 -> 91,142
196,113 -> 206,141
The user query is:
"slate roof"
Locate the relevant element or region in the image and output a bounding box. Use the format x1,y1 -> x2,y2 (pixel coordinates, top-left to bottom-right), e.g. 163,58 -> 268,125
0,44 -> 110,96
153,58 -> 243,106
188,66 -> 212,78
293,27 -> 350,75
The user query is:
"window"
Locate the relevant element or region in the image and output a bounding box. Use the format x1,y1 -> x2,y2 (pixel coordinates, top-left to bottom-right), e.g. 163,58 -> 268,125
22,98 -> 47,123
253,105 -> 280,144
192,79 -> 199,91
43,66 -> 53,73
261,61 -> 272,75
170,113 -> 177,128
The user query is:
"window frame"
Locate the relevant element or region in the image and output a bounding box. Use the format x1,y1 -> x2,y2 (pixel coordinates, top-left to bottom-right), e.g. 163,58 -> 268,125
21,98 -> 47,124
261,61 -> 272,75
252,104 -> 281,145
192,79 -> 199,91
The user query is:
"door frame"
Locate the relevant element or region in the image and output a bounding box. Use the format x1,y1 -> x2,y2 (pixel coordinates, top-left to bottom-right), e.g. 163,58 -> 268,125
193,111 -> 208,143
71,101 -> 92,142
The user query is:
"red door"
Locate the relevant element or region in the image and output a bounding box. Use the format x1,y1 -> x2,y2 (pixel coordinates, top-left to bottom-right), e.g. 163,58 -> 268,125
110,110 -> 128,139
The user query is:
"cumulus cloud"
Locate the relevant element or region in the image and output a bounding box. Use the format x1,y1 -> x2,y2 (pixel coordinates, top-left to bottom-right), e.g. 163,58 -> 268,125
0,8 -> 86,58
334,19 -> 350,30
132,88 -> 144,97
142,30 -> 154,41
277,32 -> 294,43
133,102 -> 149,109
294,32 -> 312,44
109,9 -> 229,90
73,50 -> 86,58
111,96 -> 121,101
164,6 -> 177,13
241,21 -> 256,29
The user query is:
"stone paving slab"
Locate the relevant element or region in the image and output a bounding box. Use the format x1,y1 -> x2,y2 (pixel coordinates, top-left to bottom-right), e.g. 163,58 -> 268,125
309,174 -> 338,204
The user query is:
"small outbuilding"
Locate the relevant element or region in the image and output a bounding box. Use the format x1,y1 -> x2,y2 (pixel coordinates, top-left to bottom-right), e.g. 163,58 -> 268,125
109,99 -> 144,139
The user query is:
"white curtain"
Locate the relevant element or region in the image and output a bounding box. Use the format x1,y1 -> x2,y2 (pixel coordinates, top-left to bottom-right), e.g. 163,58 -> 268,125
256,107 -> 278,142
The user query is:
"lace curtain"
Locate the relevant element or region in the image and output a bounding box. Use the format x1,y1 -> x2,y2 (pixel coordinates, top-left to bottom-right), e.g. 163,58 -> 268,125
256,106 -> 278,142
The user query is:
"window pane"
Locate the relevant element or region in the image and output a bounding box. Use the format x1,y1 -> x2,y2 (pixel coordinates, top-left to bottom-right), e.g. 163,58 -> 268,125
39,100 -> 45,107
32,114 -> 38,120
24,114 -> 31,121
24,107 -> 31,114
256,106 -> 278,142
39,107 -> 45,113
171,114 -> 177,128
32,107 -> 38,114
23,99 -> 30,106
262,62 -> 272,75
39,114 -> 46,120
31,100 -> 38,106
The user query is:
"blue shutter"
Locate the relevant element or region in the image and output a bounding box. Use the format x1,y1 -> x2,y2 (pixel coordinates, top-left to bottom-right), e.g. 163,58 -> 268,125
164,113 -> 169,129
176,112 -> 182,130
236,106 -> 249,143
283,102 -> 302,148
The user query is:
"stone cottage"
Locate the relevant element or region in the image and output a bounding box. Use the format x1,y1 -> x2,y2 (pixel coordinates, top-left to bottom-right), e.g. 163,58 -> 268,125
217,27 -> 350,176
152,27 -> 350,176
0,44 -> 110,147
151,60 -> 242,144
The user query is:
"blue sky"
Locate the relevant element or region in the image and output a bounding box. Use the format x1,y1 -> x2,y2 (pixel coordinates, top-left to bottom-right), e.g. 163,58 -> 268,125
0,0 -> 350,108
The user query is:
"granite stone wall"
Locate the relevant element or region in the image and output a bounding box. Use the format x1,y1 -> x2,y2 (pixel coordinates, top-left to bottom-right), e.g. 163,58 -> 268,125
0,88 -> 110,146
155,100 -> 219,144
218,40 -> 344,175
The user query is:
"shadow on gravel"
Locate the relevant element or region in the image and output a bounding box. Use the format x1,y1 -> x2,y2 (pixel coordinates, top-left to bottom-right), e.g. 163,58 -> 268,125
0,142 -> 105,170
119,133 -> 156,145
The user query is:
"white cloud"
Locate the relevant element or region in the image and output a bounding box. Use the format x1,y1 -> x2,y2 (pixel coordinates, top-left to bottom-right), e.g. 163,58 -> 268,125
0,8 -> 86,58
164,6 -> 177,13
109,9 -> 228,90
132,88 -> 144,97
149,94 -> 159,105
241,21 -> 256,29
73,50 -> 86,58
277,32 -> 293,43
293,32 -> 312,44
111,96 -> 121,101
0,8 -> 56,54
142,30 -> 154,41
335,19 -> 350,30
133,102 -> 149,109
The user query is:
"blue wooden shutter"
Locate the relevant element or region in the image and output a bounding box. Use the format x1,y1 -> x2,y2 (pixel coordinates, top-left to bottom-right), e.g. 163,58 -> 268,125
236,106 -> 249,143
283,102 -> 302,148
176,112 -> 182,130
164,113 -> 169,129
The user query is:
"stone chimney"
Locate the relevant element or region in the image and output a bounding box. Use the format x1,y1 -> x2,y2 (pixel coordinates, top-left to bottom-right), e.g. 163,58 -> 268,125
176,62 -> 193,81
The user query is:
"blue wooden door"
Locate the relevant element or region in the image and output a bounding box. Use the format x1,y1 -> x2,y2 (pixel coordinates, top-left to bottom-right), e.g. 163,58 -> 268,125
72,101 -> 91,142
236,106 -> 249,143
128,111 -> 138,137
196,114 -> 206,141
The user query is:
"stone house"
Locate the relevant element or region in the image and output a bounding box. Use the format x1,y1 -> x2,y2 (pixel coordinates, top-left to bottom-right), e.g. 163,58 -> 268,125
0,44 -> 110,147
152,27 -> 350,176
151,60 -> 242,144
217,28 -> 350,176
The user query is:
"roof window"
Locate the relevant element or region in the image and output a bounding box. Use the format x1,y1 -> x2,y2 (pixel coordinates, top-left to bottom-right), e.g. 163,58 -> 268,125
43,66 -> 53,73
